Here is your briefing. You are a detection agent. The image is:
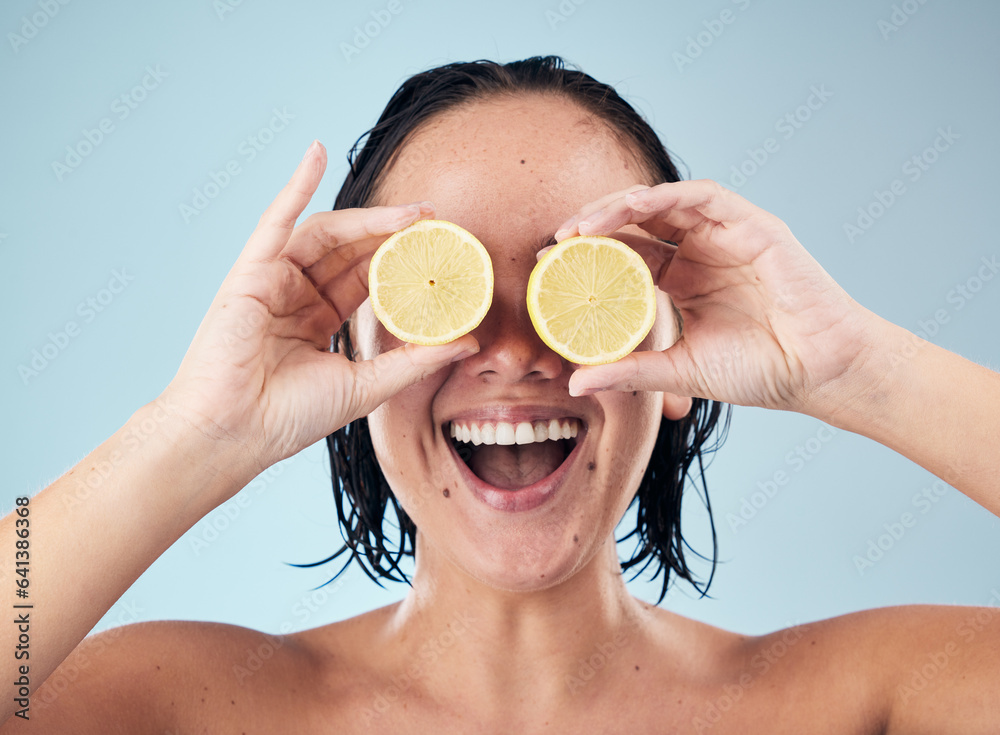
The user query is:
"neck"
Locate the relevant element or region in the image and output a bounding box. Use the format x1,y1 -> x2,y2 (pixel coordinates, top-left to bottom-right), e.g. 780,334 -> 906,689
386,534 -> 654,713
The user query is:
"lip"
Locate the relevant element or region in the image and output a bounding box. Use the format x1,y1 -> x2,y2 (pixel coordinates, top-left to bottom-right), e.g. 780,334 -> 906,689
443,408 -> 585,513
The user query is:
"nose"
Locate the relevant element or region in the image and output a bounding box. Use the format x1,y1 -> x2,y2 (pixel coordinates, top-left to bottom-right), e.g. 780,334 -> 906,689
458,274 -> 565,384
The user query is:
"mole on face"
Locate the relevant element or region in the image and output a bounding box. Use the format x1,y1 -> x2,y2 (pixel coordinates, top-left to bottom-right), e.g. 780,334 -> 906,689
587,461 -> 596,471
442,488 -> 450,498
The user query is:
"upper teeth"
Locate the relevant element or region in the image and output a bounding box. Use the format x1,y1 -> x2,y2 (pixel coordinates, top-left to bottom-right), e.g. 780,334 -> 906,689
449,419 -> 580,446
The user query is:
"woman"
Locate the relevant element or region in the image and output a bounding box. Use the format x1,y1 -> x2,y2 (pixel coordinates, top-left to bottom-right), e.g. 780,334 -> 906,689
3,57 -> 997,732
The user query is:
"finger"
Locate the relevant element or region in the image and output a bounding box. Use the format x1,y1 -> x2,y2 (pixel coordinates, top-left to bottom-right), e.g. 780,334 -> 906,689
348,337 -> 481,420
569,348 -> 694,398
554,184 -> 650,241
561,179 -> 760,243
244,141 -> 328,261
283,201 -> 436,270
559,186 -> 692,244
624,179 -> 756,228
313,252 -> 375,324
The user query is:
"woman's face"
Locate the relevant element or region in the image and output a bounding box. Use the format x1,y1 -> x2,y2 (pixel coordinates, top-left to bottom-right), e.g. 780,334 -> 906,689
355,95 -> 684,592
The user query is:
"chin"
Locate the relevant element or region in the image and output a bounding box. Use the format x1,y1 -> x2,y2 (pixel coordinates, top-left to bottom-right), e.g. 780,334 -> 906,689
459,540 -> 592,594
426,510 -> 608,595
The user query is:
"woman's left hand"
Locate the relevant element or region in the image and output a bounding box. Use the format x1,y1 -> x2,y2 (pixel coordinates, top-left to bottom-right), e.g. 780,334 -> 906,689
554,179 -> 883,421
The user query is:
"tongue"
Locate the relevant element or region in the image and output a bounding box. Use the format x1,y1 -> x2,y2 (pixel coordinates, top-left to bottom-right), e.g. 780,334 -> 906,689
469,441 -> 565,490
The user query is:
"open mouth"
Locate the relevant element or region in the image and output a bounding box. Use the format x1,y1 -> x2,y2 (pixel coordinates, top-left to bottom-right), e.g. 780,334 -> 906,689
447,419 -> 581,491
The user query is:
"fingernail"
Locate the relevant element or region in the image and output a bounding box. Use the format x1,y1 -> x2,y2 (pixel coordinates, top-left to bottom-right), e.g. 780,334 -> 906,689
555,214 -> 579,240
381,207 -> 420,231
625,191 -> 652,211
401,200 -> 434,210
302,139 -> 320,161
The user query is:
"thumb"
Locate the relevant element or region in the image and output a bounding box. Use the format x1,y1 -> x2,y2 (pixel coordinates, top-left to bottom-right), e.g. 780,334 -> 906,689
350,336 -> 480,417
569,348 -> 692,397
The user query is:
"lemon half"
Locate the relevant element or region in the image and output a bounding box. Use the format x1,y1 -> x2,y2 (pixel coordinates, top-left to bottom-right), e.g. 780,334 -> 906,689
369,219 -> 494,345
527,236 -> 656,365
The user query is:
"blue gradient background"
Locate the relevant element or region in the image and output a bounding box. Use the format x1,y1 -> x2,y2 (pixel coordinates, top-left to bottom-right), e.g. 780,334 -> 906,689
2,1 -> 998,639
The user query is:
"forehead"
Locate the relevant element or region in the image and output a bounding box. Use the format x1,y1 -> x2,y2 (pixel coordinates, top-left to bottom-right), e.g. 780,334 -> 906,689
375,95 -> 646,236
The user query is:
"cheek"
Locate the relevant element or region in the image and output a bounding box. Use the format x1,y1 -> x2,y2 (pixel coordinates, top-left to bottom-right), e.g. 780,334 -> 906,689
367,376 -> 440,466
594,391 -> 662,508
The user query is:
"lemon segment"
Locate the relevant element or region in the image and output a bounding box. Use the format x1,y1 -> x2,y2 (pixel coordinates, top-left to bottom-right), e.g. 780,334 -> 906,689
526,236 -> 656,365
369,219 -> 494,345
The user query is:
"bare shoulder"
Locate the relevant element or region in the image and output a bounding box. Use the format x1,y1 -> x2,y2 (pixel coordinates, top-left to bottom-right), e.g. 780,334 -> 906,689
735,604 -> 999,734
635,602 -> 998,733
813,603 -> 1000,734
20,619 -> 322,734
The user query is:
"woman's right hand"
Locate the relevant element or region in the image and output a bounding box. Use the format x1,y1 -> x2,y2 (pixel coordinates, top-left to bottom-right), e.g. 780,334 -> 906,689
164,141 -> 478,479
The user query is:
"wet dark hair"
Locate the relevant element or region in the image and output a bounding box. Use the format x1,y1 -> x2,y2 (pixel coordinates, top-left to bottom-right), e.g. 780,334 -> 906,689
312,56 -> 731,603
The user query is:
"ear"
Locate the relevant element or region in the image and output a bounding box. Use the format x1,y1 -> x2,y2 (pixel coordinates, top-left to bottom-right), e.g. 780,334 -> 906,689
661,391 -> 692,421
